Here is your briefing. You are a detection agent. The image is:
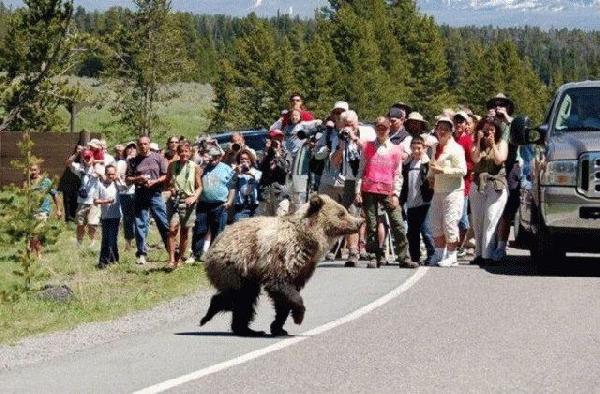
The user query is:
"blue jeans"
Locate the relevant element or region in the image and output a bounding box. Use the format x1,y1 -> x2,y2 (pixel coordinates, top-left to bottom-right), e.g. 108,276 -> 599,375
119,193 -> 136,241
134,190 -> 169,257
100,218 -> 120,265
192,201 -> 228,259
233,205 -> 257,222
406,205 -> 435,262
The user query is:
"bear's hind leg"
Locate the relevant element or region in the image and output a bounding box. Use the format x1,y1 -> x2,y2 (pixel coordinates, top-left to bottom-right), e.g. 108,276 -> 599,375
231,282 -> 265,337
200,290 -> 234,326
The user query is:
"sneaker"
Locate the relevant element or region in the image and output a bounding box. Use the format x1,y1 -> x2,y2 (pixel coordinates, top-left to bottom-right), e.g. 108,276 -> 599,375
456,247 -> 466,258
359,248 -> 369,260
345,250 -> 359,268
437,257 -> 459,267
340,248 -> 349,260
325,252 -> 336,261
136,255 -> 147,265
186,256 -> 196,264
366,260 -> 378,269
399,258 -> 419,269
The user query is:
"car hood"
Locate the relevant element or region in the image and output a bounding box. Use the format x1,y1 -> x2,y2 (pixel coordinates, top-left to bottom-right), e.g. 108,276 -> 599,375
548,131 -> 600,160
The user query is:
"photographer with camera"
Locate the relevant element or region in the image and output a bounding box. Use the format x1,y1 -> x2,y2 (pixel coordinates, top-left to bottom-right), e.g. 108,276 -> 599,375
469,118 -> 508,265
66,146 -> 103,248
485,93 -> 516,262
258,130 -> 291,216
164,141 -> 202,269
316,109 -> 366,267
232,149 -> 262,222
222,132 -> 256,166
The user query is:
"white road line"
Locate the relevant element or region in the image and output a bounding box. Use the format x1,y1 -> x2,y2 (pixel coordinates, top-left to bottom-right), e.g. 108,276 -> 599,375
133,267 -> 429,394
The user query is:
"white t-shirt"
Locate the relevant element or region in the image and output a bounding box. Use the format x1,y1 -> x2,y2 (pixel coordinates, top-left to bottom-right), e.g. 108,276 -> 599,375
96,182 -> 122,219
71,162 -> 100,205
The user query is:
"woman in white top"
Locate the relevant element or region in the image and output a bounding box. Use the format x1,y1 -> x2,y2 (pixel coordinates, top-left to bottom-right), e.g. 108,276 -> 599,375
428,117 -> 467,267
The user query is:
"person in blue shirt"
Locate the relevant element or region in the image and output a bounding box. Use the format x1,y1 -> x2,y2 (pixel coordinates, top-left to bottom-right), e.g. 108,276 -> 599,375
191,145 -> 235,261
29,163 -> 62,259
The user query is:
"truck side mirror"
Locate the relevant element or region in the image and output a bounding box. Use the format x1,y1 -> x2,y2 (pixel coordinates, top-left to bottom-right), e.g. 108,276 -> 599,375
510,116 -> 543,145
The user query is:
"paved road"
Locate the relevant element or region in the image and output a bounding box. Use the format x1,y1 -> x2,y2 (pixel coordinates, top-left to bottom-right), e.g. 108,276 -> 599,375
3,248 -> 600,393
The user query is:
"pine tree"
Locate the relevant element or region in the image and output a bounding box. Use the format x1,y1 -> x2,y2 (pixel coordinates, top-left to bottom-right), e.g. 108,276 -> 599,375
0,0 -> 84,132
208,58 -> 244,131
399,13 -> 454,118
103,0 -> 193,138
231,18 -> 279,128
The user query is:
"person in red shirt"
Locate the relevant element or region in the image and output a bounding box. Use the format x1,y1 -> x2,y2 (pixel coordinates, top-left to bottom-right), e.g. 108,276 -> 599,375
281,93 -> 314,128
453,111 -> 474,257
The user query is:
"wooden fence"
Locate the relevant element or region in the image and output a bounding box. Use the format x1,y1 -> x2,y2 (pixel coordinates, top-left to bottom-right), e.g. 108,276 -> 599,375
0,131 -> 100,187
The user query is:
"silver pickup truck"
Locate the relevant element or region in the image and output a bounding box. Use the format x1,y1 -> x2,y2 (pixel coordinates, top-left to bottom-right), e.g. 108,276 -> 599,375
511,80 -> 600,272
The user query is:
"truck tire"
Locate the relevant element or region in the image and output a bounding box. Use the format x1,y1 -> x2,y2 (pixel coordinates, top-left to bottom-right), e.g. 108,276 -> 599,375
530,225 -> 565,275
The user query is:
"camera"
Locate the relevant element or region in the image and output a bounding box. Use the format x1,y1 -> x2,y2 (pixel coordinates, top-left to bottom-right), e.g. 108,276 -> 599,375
231,143 -> 241,151
240,164 -> 249,173
339,128 -> 352,141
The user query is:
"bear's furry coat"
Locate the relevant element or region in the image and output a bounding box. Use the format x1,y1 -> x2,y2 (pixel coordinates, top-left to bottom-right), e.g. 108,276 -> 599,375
200,194 -> 363,336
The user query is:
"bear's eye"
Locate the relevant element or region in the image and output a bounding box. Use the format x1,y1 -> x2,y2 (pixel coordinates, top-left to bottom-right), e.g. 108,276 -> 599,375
337,211 -> 345,218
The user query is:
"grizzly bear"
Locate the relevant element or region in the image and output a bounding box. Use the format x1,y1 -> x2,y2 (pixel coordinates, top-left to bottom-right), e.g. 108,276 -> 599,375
200,194 -> 364,336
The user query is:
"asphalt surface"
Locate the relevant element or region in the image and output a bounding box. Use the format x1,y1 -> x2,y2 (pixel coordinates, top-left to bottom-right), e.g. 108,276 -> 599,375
3,248 -> 600,393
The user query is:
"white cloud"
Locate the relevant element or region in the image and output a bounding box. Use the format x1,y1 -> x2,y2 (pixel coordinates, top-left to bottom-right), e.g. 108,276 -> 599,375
254,0 -> 263,7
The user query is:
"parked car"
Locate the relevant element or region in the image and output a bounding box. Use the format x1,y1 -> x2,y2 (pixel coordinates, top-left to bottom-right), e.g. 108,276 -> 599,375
511,80 -> 600,272
212,129 -> 268,160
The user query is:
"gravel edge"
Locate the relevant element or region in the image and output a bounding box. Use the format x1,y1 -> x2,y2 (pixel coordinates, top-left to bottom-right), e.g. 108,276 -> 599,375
0,289 -> 213,371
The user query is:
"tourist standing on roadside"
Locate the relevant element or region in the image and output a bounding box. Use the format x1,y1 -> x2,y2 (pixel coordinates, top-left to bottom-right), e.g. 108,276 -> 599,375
191,145 -> 235,261
355,117 -> 416,269
428,117 -> 467,267
126,136 -> 169,265
164,141 -> 202,269
469,118 -> 509,265
94,164 -> 122,269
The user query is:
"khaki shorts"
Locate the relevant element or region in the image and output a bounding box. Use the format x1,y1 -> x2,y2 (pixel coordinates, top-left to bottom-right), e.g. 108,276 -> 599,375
167,199 -> 196,228
430,189 -> 464,243
76,203 -> 100,226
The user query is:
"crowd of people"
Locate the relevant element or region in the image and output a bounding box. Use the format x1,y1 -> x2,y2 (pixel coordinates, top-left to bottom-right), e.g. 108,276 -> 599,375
32,92 -> 526,271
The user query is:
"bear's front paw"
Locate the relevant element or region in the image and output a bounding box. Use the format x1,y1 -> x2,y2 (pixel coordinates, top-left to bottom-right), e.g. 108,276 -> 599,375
270,322 -> 289,337
291,306 -> 305,325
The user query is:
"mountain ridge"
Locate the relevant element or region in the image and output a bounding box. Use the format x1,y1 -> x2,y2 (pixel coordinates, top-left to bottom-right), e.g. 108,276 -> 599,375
4,0 -> 600,29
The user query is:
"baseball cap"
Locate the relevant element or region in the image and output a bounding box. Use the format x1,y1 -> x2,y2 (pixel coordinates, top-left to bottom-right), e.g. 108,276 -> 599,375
332,101 -> 349,112
88,138 -> 102,149
435,116 -> 454,132
388,107 -> 406,119
268,129 -> 285,139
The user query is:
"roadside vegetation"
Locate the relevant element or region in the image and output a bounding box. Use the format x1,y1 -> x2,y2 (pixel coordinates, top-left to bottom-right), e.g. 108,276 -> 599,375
0,219 -> 207,345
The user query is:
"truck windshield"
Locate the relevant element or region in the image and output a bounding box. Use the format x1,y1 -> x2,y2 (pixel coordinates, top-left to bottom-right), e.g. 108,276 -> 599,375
554,87 -> 600,132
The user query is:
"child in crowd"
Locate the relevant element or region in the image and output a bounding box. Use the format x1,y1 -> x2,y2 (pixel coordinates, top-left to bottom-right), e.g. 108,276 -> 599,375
93,164 -> 122,269
400,136 -> 435,265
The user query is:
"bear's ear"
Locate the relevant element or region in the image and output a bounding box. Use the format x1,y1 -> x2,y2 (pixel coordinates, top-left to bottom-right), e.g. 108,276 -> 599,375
305,193 -> 324,218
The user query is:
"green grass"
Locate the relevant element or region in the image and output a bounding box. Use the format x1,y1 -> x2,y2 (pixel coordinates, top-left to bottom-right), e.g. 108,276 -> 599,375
0,220 -> 208,345
57,77 -> 214,144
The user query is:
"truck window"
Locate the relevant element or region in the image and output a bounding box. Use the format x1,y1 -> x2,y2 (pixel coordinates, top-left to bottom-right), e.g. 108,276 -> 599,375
554,87 -> 600,132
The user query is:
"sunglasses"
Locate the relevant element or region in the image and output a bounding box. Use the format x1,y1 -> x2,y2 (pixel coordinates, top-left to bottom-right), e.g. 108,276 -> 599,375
289,98 -> 301,102
168,140 -> 178,144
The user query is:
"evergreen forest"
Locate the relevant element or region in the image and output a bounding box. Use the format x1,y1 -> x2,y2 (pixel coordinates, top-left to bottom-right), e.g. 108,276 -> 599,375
1,0 -> 599,135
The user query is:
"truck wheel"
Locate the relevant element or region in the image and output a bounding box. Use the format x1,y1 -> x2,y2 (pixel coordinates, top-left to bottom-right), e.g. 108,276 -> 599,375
530,226 -> 565,275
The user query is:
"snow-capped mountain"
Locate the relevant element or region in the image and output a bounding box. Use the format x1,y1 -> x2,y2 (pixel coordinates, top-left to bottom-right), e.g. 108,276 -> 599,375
418,0 -> 600,29
4,0 -> 600,29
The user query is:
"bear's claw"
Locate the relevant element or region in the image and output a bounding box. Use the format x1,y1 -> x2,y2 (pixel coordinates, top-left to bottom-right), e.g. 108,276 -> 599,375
291,306 -> 305,325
